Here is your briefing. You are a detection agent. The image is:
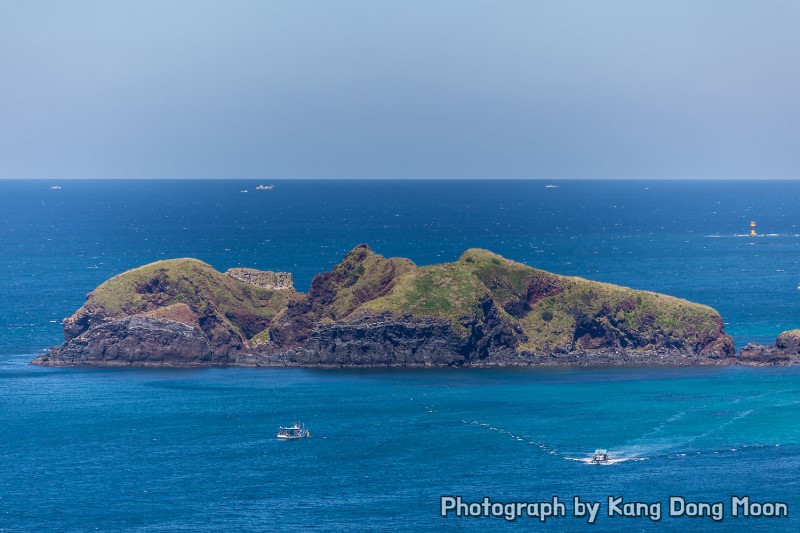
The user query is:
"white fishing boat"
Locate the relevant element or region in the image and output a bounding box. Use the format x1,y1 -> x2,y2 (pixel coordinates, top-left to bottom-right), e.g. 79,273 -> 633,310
50,185 -> 62,190
590,449 -> 608,464
544,184 -> 558,189
255,184 -> 275,190
277,422 -> 310,440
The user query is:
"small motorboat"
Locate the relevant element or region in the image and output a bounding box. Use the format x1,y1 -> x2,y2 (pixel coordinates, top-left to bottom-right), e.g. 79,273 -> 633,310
590,449 -> 609,464
255,184 -> 275,190
277,421 -> 310,440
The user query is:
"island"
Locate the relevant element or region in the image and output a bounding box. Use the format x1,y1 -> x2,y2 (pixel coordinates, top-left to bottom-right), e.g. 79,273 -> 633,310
33,244 -> 793,368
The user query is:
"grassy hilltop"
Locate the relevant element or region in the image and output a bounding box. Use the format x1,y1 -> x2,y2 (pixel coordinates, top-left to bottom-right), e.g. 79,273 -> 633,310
354,246 -> 730,356
62,258 -> 298,348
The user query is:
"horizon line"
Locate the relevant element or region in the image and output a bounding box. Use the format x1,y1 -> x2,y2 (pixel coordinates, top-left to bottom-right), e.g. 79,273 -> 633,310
2,177 -> 800,181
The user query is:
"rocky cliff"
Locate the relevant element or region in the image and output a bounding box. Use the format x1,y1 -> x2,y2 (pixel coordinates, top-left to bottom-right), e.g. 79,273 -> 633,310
33,245 -> 740,367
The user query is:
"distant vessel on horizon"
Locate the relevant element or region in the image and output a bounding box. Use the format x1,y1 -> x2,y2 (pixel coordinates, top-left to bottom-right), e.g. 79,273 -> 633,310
277,422 -> 310,440
50,185 -> 62,190
256,184 -> 275,190
544,184 -> 558,189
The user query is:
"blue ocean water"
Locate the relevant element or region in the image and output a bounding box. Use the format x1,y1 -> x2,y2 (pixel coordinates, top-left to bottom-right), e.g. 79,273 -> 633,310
1,180 -> 800,531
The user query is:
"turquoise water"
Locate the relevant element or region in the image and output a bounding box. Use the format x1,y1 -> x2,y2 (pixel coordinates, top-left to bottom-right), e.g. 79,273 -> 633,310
1,180 -> 800,530
2,359 -> 798,531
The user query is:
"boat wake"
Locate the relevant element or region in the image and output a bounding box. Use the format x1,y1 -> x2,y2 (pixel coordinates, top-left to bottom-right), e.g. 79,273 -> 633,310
599,406 -> 761,463
461,419 -> 562,457
462,419 -> 645,464
463,400 -> 784,466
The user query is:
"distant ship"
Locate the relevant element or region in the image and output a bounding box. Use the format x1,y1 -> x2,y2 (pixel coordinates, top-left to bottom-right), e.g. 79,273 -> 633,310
277,422 -> 310,440
255,184 -> 275,190
544,184 -> 558,189
240,189 -> 248,193
50,185 -> 62,190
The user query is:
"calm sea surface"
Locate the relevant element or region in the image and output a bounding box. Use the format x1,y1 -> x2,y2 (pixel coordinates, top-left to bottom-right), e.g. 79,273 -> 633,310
1,180 -> 799,531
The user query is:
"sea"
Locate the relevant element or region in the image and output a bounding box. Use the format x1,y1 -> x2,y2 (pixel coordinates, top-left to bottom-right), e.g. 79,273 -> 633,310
1,179 -> 799,531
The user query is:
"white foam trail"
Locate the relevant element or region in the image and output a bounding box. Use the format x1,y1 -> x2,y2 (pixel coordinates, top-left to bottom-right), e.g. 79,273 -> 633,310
464,419 -> 563,457
694,409 -> 754,440
643,410 -> 686,436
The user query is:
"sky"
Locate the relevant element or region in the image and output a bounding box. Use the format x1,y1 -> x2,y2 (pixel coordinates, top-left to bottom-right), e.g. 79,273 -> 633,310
1,0 -> 798,180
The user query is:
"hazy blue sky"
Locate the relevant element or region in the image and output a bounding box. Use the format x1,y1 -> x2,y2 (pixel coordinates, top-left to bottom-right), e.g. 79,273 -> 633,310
1,1 -> 798,179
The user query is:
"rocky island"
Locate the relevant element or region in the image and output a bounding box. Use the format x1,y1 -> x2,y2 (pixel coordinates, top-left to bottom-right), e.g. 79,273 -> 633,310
739,330 -> 800,366
34,244 -> 782,368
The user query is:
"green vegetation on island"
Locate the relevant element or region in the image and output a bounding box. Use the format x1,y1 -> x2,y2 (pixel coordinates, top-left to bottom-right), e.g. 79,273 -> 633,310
39,245 -> 738,367
63,258 -> 297,343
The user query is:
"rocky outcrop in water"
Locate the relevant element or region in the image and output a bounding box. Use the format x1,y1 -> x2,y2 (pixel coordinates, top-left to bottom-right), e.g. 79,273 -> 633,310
739,330 -> 800,366
32,245 -> 741,368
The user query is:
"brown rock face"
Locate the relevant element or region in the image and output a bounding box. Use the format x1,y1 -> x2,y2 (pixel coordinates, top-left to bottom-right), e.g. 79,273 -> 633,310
142,303 -> 201,328
63,305 -> 106,341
